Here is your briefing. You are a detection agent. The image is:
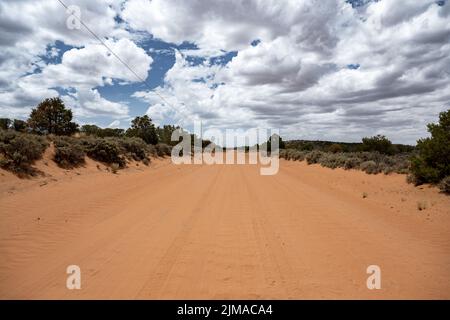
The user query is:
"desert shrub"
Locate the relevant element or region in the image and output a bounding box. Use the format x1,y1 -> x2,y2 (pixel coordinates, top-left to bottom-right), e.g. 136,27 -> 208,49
0,130 -> 48,174
439,176 -> 450,194
306,150 -> 324,164
360,160 -> 380,174
142,157 -> 150,166
80,137 -> 126,167
410,110 -> 450,185
292,151 -> 306,161
344,157 -> 362,170
281,149 -> 303,161
155,143 -> 171,157
81,125 -> 124,138
319,153 -> 347,169
118,137 -> 149,161
282,147 -> 411,176
53,137 -> 85,168
13,119 -> 28,132
361,135 -> 394,155
147,144 -> 158,157
328,143 -> 343,153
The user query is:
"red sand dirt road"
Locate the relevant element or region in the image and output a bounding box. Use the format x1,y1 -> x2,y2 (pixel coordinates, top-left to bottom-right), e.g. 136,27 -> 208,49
0,156 -> 449,299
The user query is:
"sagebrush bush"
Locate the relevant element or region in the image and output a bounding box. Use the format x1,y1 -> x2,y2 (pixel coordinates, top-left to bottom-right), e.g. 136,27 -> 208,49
53,137 -> 85,168
360,160 -> 380,174
155,143 -> 171,157
147,144 -> 158,157
80,137 -> 126,167
306,150 -> 324,164
0,130 -> 48,174
439,176 -> 450,194
344,157 -> 362,170
319,153 -> 347,169
118,137 -> 149,161
281,147 -> 411,176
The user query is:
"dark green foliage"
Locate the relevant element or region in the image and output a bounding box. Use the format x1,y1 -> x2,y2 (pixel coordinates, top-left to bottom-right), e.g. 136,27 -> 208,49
126,115 -> 158,145
0,130 -> 48,175
81,125 -> 124,138
157,125 -> 180,146
361,135 -> 394,155
53,137 -> 85,168
285,139 -> 414,154
328,143 -> 343,153
28,97 -> 78,135
0,118 -> 11,130
410,110 -> 450,185
81,124 -> 102,136
13,119 -> 28,132
265,134 -> 286,152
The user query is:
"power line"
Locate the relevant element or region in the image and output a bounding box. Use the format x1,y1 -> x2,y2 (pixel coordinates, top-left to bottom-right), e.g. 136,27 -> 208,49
57,0 -> 190,120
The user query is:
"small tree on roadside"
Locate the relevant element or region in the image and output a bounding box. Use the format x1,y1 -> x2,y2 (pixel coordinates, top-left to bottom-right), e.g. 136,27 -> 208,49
157,125 -> 179,146
361,135 -> 394,154
410,109 -> 450,185
266,134 -> 285,152
126,115 -> 158,145
28,97 -> 78,135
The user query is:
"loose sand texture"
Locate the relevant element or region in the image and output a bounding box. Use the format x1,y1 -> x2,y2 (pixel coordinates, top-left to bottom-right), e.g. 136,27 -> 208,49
0,153 -> 449,299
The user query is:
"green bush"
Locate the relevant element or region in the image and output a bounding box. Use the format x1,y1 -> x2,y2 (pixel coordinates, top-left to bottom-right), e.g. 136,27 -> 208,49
80,137 -> 126,167
361,135 -> 394,155
0,130 -> 48,174
126,115 -> 158,145
410,110 -> 450,185
53,137 -> 85,168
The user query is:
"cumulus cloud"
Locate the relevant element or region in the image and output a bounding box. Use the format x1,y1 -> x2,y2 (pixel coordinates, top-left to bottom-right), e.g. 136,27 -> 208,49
129,0 -> 450,143
1,0 -> 450,144
0,0 -> 142,119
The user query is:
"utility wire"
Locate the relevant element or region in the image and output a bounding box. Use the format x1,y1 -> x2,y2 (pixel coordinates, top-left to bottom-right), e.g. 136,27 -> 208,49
57,0 -> 191,120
